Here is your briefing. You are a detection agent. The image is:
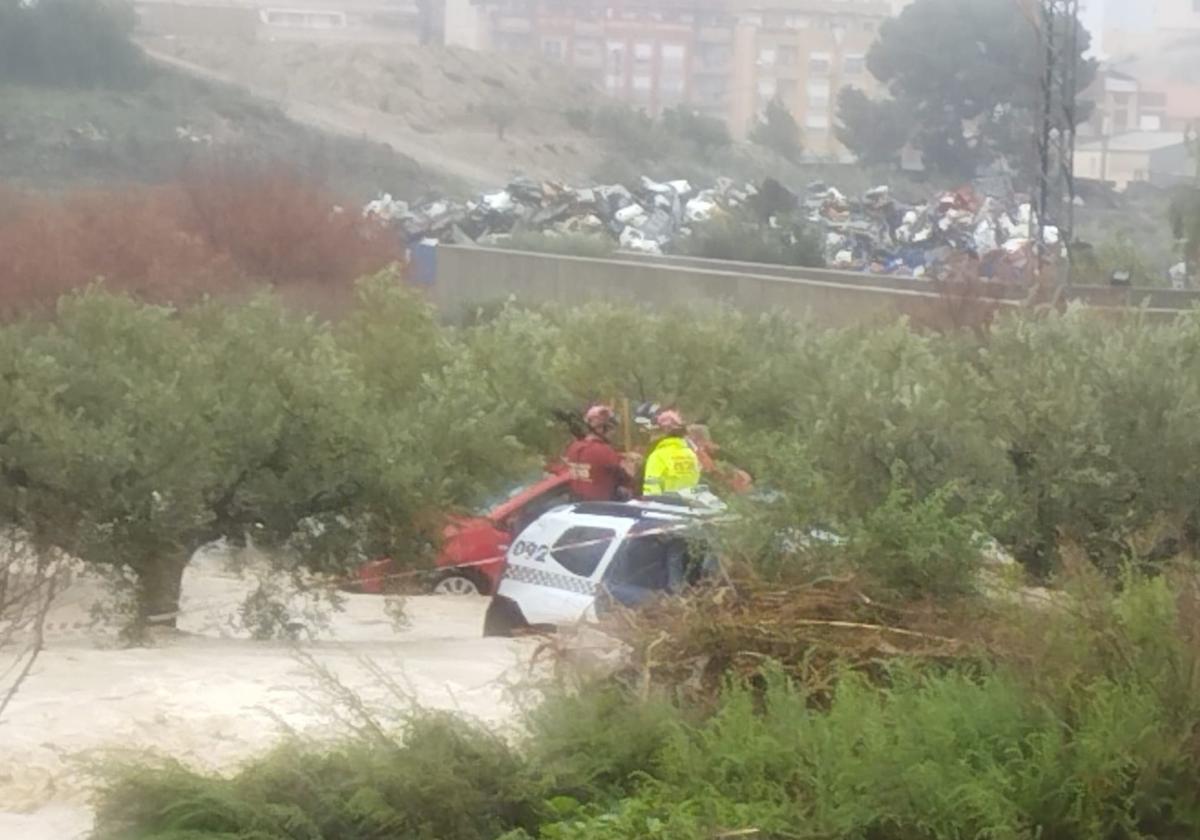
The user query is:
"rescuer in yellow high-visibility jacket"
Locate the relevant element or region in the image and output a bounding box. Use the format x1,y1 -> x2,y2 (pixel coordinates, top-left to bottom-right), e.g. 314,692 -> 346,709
641,409 -> 701,496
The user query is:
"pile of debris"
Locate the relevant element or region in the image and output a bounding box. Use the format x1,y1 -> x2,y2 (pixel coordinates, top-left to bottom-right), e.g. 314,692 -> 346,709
364,175 -> 755,256
364,174 -> 1057,278
805,181 -> 1054,280
601,574 -> 996,702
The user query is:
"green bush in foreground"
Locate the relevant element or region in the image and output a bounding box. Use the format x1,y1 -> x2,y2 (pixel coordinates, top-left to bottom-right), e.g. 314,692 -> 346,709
94,712 -> 544,840
95,576 -> 1200,840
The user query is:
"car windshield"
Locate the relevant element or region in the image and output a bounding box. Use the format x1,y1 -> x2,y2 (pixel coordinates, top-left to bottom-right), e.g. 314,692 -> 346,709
473,472 -> 552,515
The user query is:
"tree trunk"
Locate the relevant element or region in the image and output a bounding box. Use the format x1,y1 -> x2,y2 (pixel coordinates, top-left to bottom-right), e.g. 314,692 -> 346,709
137,554 -> 190,630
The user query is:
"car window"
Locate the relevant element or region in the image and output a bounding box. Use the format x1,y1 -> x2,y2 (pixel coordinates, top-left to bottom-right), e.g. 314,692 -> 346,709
474,472 -> 548,515
550,526 -> 615,578
604,533 -> 675,592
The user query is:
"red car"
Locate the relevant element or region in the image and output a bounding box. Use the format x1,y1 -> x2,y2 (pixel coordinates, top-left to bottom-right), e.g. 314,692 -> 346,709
357,469 -> 573,596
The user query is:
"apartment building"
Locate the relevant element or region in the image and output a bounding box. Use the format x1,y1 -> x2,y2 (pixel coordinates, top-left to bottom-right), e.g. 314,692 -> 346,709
740,0 -> 888,156
1079,69 -> 1170,138
456,0 -> 895,159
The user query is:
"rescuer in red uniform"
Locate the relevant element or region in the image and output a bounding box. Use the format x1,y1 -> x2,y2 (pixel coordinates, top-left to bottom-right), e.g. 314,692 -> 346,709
563,404 -> 634,502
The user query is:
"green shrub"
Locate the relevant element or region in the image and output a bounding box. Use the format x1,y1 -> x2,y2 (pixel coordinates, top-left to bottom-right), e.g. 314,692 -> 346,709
847,479 -> 985,600
492,231 -> 616,259
674,211 -> 824,268
521,683 -> 678,798
93,712 -> 545,840
749,97 -> 803,163
534,578 -> 1200,839
659,106 -> 731,159
89,572 -> 1200,840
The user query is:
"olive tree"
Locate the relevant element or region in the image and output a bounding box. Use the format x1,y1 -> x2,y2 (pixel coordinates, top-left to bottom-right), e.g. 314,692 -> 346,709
0,288 -> 436,631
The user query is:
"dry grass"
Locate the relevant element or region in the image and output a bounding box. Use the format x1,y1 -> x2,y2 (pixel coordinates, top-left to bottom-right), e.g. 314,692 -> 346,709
0,166 -> 403,317
600,575 -> 997,705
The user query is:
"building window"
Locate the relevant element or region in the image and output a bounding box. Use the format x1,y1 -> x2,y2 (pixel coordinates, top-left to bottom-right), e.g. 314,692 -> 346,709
785,14 -> 810,28
607,41 -> 625,71
633,74 -> 652,91
606,41 -> 624,91
806,78 -> 830,104
777,45 -> 797,66
843,54 -> 865,75
757,78 -> 777,98
634,42 -> 654,61
574,39 -> 600,62
758,46 -> 776,66
661,43 -> 685,69
1113,111 -> 1128,131
806,112 -> 830,130
809,52 -> 832,75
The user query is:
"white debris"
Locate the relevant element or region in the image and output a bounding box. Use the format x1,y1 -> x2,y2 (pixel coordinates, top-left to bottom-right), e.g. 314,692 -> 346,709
482,190 -> 515,212
619,226 -> 662,254
363,193 -> 409,222
685,196 -> 718,223
614,204 -> 647,225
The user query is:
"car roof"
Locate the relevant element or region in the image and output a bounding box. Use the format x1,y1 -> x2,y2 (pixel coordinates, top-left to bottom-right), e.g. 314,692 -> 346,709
488,471 -> 570,521
566,498 -> 721,522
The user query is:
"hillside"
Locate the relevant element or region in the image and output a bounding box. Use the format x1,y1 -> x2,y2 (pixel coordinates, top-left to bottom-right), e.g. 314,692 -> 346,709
140,36 -> 612,188
0,68 -> 452,200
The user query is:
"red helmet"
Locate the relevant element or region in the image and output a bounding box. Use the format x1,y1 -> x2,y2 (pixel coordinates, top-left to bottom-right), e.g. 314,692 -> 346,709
585,404 -> 615,431
655,409 -> 685,432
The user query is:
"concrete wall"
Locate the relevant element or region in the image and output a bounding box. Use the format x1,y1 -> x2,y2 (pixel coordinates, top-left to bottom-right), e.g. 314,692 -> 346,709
432,246 -> 1196,324
432,246 -> 1023,325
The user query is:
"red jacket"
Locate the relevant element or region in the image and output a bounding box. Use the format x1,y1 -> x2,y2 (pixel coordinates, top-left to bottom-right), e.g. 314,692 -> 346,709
564,435 -> 625,501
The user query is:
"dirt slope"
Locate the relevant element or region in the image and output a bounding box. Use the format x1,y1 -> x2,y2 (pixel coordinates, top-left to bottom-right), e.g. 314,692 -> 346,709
0,68 -> 447,199
141,37 -> 609,188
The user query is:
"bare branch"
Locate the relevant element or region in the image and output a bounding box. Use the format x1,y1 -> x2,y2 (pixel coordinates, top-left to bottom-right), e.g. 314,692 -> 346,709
0,536 -> 62,722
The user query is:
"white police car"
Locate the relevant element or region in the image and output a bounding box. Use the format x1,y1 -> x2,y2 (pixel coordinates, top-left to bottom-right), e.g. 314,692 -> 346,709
482,493 -> 725,637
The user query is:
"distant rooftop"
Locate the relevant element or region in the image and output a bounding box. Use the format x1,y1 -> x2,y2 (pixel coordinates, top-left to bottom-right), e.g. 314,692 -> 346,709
1077,131 -> 1187,152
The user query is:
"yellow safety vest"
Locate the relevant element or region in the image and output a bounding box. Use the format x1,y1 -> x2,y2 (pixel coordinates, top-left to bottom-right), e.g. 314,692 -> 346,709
642,436 -> 701,496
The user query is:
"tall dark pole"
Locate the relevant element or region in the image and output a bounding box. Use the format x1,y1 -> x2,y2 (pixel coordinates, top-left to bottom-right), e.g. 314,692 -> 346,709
1034,0 -> 1081,288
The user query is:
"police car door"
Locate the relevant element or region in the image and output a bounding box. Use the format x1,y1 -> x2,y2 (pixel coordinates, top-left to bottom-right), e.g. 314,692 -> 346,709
503,513 -> 631,627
